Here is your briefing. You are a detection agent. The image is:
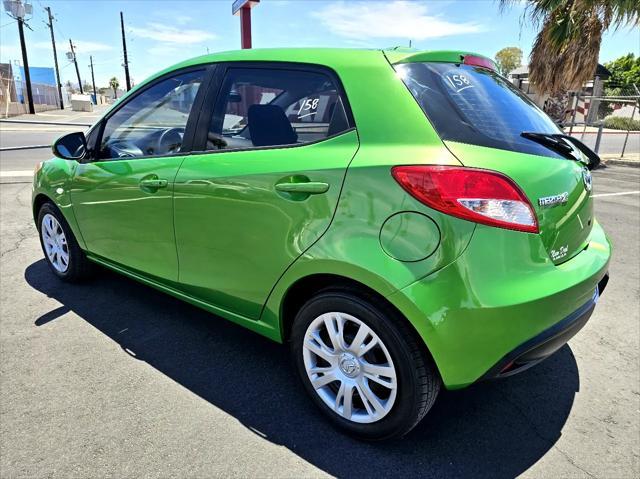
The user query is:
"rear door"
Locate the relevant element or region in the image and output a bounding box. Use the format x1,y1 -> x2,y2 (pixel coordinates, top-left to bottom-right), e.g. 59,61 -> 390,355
174,63 -> 358,318
70,68 -> 208,282
395,61 -> 594,264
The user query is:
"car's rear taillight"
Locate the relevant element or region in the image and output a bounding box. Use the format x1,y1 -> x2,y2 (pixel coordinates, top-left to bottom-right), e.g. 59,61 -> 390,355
391,165 -> 539,233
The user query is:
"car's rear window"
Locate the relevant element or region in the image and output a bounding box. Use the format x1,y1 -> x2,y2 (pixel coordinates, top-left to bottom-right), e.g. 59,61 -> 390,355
395,62 -> 563,158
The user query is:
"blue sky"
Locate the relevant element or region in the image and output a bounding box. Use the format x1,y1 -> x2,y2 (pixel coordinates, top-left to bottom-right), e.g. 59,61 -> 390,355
1,0 -> 638,88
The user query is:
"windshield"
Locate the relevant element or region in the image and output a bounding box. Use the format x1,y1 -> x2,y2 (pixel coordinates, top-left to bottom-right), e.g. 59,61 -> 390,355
396,62 -> 563,158
116,74 -> 202,130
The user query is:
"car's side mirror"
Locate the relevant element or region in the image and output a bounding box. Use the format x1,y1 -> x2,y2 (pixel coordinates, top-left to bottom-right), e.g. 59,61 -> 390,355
52,132 -> 87,161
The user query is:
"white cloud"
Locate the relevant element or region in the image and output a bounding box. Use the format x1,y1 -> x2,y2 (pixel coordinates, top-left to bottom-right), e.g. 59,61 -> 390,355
175,15 -> 193,26
311,1 -> 485,40
129,22 -> 216,44
74,41 -> 114,53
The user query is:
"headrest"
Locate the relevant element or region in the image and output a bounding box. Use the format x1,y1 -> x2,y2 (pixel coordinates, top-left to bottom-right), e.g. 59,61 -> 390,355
248,104 -> 297,147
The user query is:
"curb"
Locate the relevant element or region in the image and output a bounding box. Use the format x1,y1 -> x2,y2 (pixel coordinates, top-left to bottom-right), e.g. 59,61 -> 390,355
0,119 -> 92,127
0,177 -> 33,185
602,158 -> 640,168
0,145 -> 50,152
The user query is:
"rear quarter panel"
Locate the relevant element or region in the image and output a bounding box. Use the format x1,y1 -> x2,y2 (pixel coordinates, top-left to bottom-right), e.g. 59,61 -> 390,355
261,52 -> 478,338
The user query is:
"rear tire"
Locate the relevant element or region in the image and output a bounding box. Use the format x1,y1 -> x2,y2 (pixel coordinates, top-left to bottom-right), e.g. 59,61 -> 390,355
37,202 -> 92,282
290,289 -> 440,440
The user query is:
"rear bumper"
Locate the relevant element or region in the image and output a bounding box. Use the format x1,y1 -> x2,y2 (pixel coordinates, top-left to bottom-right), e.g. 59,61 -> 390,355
387,220 -> 612,389
481,272 -> 608,380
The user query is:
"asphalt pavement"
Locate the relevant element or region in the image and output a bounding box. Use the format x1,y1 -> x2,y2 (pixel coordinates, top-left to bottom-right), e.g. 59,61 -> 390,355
0,107 -> 105,173
0,114 -> 639,478
575,131 -> 640,157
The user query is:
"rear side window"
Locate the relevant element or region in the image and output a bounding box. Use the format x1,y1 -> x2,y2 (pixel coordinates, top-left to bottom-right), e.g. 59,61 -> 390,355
396,62 -> 563,158
206,67 -> 351,151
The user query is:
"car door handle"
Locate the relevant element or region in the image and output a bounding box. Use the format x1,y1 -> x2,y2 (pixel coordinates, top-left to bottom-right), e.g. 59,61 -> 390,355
275,181 -> 329,194
139,178 -> 168,189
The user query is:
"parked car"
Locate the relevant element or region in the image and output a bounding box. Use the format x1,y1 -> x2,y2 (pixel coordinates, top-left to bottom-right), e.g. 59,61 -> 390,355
33,48 -> 611,440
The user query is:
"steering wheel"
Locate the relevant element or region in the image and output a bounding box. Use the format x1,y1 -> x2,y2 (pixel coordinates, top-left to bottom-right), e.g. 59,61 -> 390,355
155,127 -> 184,155
108,140 -> 144,158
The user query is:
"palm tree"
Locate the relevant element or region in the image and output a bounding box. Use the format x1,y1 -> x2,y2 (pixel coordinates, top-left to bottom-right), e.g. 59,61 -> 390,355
500,0 -> 640,121
109,77 -> 120,99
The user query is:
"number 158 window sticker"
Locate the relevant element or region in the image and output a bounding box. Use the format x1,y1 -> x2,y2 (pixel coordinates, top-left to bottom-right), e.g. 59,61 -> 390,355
298,98 -> 319,119
443,70 -> 474,93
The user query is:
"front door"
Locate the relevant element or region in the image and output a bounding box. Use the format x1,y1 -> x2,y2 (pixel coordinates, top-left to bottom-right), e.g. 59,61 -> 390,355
174,64 -> 358,318
70,68 -> 208,283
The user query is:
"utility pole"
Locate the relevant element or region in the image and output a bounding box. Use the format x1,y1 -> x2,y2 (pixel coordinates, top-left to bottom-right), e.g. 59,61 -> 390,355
3,1 -> 35,114
68,39 -> 83,94
45,6 -> 63,109
120,11 -> 131,91
88,56 -> 97,104
17,16 -> 34,113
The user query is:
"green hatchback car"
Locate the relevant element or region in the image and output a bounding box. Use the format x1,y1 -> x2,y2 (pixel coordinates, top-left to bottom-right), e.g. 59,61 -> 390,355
33,48 -> 611,440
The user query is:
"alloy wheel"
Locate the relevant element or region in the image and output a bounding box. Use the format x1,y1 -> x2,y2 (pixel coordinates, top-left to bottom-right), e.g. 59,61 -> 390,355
41,213 -> 69,273
302,312 -> 398,424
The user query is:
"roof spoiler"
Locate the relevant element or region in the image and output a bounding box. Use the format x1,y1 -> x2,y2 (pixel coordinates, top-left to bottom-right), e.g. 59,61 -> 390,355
387,50 -> 497,71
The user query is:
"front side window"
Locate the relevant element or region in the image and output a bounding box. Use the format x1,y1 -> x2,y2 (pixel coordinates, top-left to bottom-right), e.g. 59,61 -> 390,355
206,67 -> 350,151
396,62 -> 564,159
99,70 -> 205,160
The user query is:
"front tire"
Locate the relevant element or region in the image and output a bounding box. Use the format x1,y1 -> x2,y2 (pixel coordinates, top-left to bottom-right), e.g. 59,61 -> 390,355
290,290 -> 440,440
37,202 -> 92,282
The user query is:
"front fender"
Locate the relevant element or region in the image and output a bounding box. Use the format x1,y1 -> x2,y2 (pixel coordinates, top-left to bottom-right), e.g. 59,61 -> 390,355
32,159 -> 86,250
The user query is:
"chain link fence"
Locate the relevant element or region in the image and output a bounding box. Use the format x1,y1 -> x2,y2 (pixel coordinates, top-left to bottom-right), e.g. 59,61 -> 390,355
0,74 -> 64,117
565,80 -> 639,159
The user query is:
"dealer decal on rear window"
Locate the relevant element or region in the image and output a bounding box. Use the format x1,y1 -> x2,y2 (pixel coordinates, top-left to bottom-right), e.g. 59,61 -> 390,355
444,71 -> 474,93
298,98 -> 319,119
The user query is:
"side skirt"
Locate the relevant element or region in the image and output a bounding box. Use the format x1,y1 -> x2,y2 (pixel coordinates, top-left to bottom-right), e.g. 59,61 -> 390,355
86,254 -> 282,342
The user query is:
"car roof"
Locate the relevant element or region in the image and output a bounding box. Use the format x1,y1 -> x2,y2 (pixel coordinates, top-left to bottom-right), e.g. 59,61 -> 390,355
169,48 -> 384,72
171,47 -> 492,68
123,47 -> 493,99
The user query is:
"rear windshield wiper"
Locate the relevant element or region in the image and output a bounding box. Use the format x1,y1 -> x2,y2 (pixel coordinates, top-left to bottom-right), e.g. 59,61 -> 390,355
521,132 -> 576,158
520,132 -> 600,170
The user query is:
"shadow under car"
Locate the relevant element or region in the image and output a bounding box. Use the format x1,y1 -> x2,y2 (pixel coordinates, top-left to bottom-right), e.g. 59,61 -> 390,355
25,259 -> 580,479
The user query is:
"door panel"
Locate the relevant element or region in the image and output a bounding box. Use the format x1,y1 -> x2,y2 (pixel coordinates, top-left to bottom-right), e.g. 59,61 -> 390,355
69,68 -> 208,283
70,157 -> 186,282
174,130 -> 359,318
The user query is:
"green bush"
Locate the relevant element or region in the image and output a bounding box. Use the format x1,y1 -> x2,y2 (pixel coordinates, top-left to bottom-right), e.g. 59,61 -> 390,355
604,116 -> 640,131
